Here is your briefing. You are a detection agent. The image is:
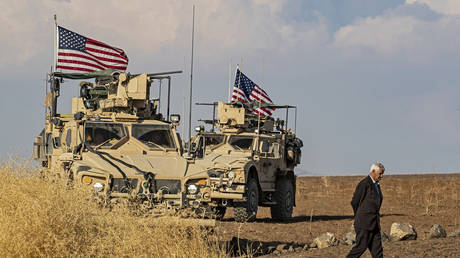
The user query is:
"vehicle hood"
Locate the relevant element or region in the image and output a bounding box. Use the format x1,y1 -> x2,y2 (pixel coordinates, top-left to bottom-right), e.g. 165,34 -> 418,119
193,152 -> 251,171
74,152 -> 189,178
73,151 -> 216,180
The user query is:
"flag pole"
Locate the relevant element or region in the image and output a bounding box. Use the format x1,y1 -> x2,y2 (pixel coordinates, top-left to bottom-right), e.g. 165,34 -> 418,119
257,93 -> 261,135
53,15 -> 57,73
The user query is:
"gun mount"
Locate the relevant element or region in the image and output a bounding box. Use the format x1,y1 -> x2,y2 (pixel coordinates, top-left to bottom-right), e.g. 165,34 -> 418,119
196,101 -> 297,134
47,69 -> 183,121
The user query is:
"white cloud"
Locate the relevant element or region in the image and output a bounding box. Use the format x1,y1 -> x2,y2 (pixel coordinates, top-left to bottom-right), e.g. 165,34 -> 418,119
3,0 -> 460,173
333,3 -> 460,62
334,15 -> 421,55
0,1 -> 51,66
253,0 -> 287,13
0,0 -> 329,73
406,0 -> 460,15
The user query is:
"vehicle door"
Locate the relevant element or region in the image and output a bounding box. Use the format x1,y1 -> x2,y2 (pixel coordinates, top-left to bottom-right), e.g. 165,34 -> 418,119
258,136 -> 281,190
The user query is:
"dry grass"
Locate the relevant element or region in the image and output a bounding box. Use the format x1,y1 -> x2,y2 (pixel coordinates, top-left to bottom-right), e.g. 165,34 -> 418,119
0,159 -> 228,257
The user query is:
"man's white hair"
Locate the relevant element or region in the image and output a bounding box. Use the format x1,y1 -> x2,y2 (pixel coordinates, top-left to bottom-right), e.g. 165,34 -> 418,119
370,162 -> 385,173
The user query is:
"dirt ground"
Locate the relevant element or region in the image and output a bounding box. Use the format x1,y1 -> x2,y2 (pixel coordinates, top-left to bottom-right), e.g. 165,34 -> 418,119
216,174 -> 460,257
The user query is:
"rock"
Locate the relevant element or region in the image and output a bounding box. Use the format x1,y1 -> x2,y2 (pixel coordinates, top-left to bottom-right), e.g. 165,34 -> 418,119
428,224 -> 447,239
381,231 -> 390,242
288,245 -> 295,252
344,231 -> 356,245
390,222 -> 417,241
273,250 -> 280,256
267,246 -> 276,253
337,239 -> 344,246
310,241 -> 317,248
344,230 -> 387,244
295,247 -> 303,252
350,224 -> 355,233
313,232 -> 339,249
303,244 -> 310,250
276,244 -> 287,251
448,229 -> 460,238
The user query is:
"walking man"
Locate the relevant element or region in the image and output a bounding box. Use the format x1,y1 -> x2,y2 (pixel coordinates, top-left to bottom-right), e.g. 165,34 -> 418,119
347,162 -> 385,258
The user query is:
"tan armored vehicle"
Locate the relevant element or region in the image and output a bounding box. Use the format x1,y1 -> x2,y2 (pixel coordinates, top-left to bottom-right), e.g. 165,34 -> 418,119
32,69 -> 302,222
32,69 -> 204,213
188,101 -> 303,222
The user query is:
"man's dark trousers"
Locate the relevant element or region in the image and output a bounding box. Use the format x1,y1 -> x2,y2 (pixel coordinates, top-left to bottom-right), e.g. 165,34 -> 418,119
346,176 -> 383,258
347,227 -> 382,258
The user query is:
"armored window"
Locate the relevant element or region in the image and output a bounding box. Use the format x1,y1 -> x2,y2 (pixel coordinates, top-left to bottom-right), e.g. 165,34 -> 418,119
260,140 -> 277,157
228,135 -> 253,150
53,136 -> 61,148
132,124 -> 176,149
65,129 -> 72,146
45,133 -> 53,154
272,142 -> 280,157
260,140 -> 270,153
84,122 -> 126,148
204,134 -> 225,148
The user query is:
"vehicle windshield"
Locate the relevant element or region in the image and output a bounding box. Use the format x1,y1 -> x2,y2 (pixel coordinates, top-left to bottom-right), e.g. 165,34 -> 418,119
204,134 -> 225,148
228,135 -> 254,151
85,122 -> 126,148
132,124 -> 176,149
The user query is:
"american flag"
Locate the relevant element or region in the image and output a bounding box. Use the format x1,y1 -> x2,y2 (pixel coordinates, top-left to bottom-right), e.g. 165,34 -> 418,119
231,68 -> 275,116
56,26 -> 128,73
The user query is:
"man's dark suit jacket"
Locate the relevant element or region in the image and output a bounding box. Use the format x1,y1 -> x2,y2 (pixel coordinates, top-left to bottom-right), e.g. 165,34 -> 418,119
351,176 -> 383,230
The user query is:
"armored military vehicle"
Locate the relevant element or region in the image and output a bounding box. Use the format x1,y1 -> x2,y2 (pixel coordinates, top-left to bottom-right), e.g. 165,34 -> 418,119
32,69 -> 201,213
188,101 -> 303,222
32,69 -> 302,222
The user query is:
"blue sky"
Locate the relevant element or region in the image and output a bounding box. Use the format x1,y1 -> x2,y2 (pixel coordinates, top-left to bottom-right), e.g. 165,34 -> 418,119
1,0 -> 460,175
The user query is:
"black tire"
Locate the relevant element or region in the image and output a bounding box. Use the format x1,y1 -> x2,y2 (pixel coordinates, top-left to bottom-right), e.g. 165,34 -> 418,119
270,177 -> 294,221
215,206 -> 227,220
234,178 -> 259,222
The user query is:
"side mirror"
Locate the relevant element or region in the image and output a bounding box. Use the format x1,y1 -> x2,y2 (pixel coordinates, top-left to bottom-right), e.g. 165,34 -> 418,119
170,114 -> 180,125
195,125 -> 204,133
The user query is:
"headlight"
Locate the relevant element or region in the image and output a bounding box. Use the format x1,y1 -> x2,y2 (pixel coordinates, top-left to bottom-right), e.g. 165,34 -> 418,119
93,182 -> 104,192
187,184 -> 198,194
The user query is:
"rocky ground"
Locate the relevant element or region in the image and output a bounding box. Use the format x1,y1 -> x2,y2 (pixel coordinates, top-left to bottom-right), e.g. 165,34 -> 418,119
215,174 -> 460,257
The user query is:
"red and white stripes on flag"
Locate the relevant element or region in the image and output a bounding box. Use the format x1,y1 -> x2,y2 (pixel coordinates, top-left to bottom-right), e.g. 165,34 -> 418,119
56,26 -> 128,73
231,87 -> 247,103
231,68 -> 275,117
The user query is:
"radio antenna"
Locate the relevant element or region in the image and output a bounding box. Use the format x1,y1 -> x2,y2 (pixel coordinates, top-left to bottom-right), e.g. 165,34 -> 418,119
188,5 -> 195,141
